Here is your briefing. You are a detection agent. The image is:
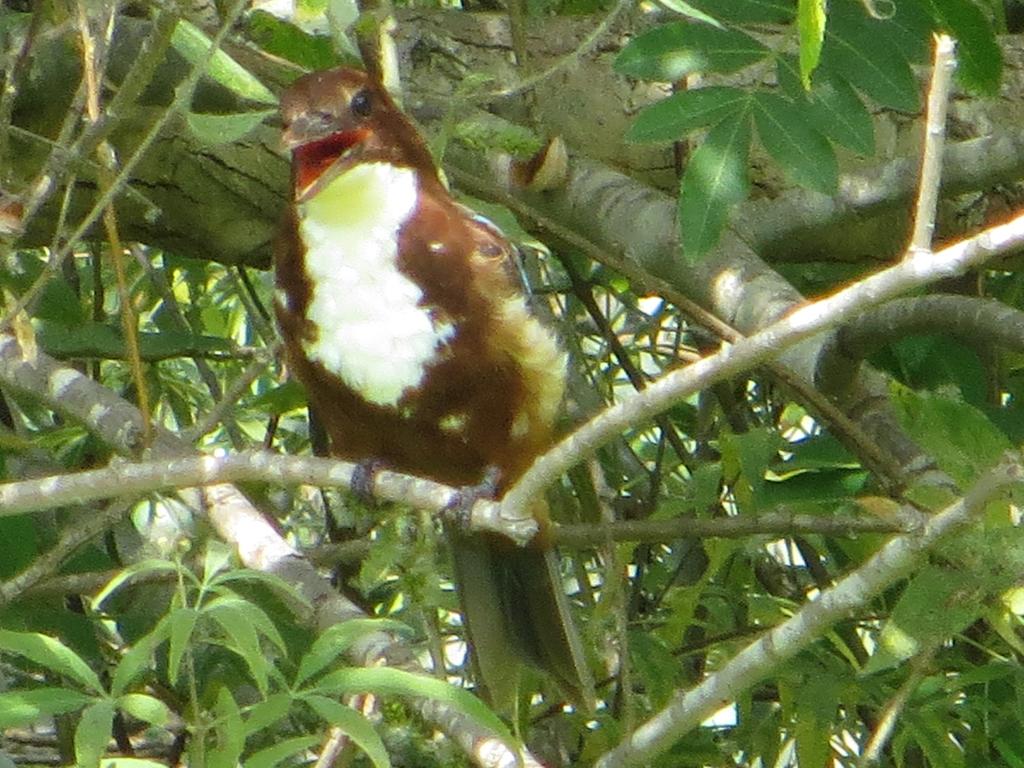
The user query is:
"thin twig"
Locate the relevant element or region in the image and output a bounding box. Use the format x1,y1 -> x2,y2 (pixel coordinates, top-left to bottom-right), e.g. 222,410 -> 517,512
908,34 -> 957,255
554,510 -> 915,546
78,0 -> 153,446
486,0 -> 631,100
183,348 -> 276,444
0,498 -> 134,606
859,649 -> 935,766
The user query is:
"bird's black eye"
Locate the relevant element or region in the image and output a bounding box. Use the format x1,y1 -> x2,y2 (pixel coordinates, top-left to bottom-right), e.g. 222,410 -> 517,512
350,89 -> 372,118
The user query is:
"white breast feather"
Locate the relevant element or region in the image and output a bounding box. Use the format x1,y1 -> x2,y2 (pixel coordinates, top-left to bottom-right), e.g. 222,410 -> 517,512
298,162 -> 454,407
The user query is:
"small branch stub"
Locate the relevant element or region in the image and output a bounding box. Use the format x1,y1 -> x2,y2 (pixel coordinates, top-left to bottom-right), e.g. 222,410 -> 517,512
468,498 -> 539,545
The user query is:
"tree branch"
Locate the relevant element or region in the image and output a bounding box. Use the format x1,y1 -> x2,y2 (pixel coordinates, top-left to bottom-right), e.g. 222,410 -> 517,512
503,212 -> 1024,515
0,333 -> 541,768
594,455 -> 1024,767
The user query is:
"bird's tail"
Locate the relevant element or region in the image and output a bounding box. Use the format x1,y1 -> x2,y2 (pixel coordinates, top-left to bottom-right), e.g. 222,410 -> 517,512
450,531 -> 595,713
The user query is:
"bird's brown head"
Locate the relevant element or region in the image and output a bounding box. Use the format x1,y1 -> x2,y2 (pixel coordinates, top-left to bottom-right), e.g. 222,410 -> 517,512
280,67 -> 437,200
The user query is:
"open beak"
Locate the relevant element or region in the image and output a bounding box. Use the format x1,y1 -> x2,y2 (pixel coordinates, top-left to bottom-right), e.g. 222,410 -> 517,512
290,126 -> 373,203
280,112 -> 337,151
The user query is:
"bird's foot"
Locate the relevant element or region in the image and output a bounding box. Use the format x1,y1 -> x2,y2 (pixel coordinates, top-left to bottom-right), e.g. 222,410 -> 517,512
349,458 -> 387,504
443,466 -> 502,533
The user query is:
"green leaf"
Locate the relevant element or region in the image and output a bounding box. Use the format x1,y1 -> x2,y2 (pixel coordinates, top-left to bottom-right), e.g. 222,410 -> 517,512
295,618 -> 409,688
186,111 -> 275,145
864,565 -> 982,674
210,567 -> 312,613
202,541 -> 236,584
905,707 -> 967,768
0,688 -> 93,728
303,695 -> 390,768
720,427 -> 781,511
794,674 -> 838,768
313,667 -> 513,749
93,559 -> 180,608
626,87 -> 749,143
249,380 -> 309,415
36,322 -> 233,362
171,20 -> 276,105
0,630 -> 104,694
920,0 -> 1002,94
244,692 -> 293,737
798,0 -> 826,88
679,111 -> 752,260
615,22 -> 769,80
241,737 -> 317,768
753,93 -> 837,194
0,515 -> 37,577
654,0 -> 724,27
805,71 -> 875,155
117,693 -> 173,728
209,688 -> 245,768
246,10 -> 338,70
821,5 -> 921,112
100,761 -> 168,768
683,0 -> 795,23
244,736 -> 321,768
204,597 -> 279,695
884,0 -> 936,63
628,631 -> 681,706
889,384 -> 1012,486
75,700 -> 115,768
111,616 -> 172,696
167,606 -> 200,686
761,468 -> 868,506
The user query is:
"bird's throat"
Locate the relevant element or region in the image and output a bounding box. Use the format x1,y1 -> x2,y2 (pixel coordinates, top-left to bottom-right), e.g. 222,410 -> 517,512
296,162 -> 454,408
292,129 -> 368,197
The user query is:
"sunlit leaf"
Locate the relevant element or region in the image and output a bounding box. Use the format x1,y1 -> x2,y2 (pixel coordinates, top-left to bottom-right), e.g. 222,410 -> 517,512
244,736 -> 321,768
118,693 -> 173,728
186,111 -> 275,145
295,618 -> 409,688
303,695 -> 390,768
616,23 -> 769,80
171,20 -> 276,104
864,566 -> 981,674
0,688 -> 92,728
798,0 -> 827,88
75,700 -> 115,768
313,667 -> 513,749
0,630 -> 104,694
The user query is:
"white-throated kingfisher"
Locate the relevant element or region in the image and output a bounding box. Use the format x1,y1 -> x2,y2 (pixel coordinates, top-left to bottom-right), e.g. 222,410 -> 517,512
275,66 -> 594,711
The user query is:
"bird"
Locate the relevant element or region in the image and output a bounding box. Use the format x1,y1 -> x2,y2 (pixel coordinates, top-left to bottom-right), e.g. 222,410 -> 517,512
274,66 -> 594,712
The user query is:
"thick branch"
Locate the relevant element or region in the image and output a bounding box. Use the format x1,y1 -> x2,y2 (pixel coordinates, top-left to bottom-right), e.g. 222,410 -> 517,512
818,294 -> 1024,396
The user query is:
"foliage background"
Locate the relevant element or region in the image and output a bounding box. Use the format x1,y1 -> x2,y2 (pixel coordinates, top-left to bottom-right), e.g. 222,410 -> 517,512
3,0 -> 1024,765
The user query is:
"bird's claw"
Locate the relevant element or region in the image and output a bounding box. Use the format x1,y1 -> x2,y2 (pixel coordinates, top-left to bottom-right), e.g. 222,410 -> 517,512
350,458 -> 387,504
444,466 -> 502,533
